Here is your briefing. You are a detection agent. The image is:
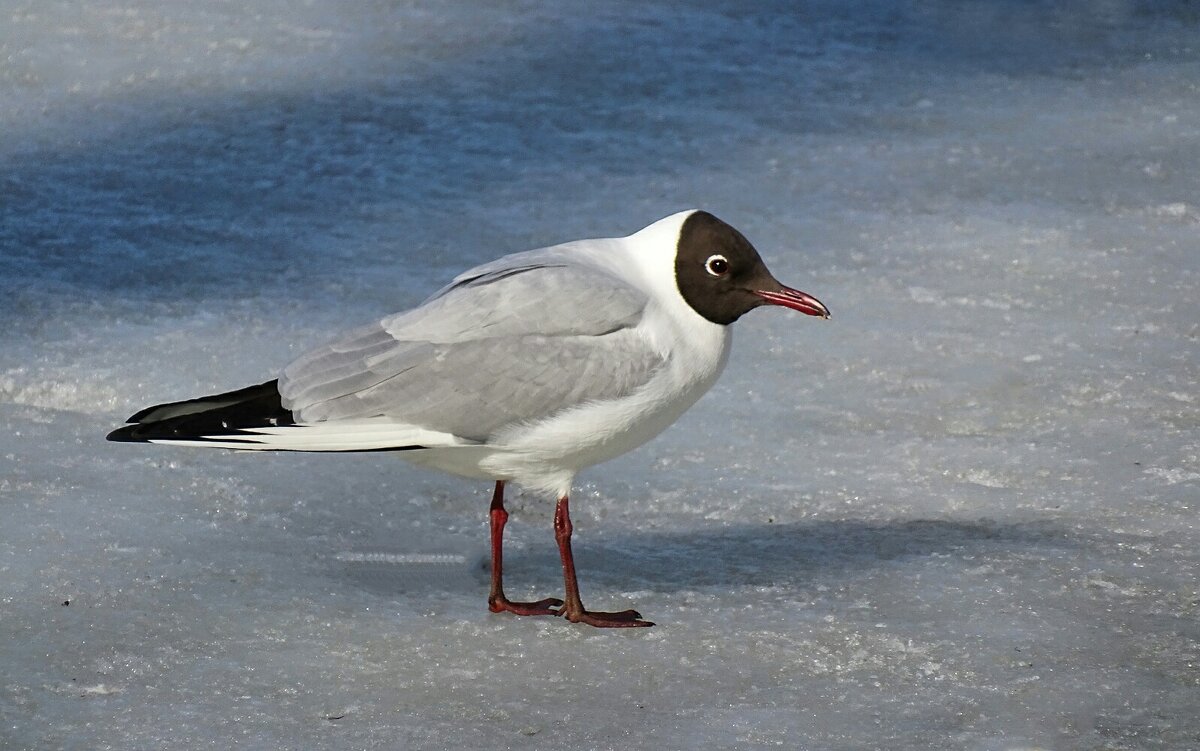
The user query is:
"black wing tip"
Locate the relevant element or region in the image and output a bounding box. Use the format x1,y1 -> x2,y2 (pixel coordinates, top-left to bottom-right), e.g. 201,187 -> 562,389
109,380 -> 293,443
107,424 -> 143,443
125,380 -> 282,424
106,422 -> 197,443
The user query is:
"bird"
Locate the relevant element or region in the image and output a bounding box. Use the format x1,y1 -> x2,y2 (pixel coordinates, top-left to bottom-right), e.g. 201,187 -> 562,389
107,210 -> 829,628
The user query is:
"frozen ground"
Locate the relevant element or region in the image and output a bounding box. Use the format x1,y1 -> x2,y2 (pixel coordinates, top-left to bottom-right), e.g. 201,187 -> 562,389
1,0 -> 1197,748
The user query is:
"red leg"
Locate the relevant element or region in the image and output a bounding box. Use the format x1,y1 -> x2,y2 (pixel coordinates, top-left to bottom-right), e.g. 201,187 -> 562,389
487,481 -> 562,617
554,495 -> 653,628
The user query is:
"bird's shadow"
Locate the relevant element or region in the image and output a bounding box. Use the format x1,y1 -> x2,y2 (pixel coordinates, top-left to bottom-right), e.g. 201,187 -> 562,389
335,516 -> 1073,597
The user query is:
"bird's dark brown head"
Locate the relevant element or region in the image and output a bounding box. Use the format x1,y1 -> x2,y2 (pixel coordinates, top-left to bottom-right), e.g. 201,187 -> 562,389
674,211 -> 830,325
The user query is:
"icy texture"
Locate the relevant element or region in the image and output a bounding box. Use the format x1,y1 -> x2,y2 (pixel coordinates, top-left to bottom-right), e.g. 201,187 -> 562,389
1,1 -> 1198,749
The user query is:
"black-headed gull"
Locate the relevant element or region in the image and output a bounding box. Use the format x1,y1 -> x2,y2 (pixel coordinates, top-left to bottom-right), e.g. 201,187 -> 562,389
109,210 -> 829,627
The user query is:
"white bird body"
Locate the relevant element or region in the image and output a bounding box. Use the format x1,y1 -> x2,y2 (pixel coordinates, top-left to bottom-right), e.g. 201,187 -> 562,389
110,209 -> 828,627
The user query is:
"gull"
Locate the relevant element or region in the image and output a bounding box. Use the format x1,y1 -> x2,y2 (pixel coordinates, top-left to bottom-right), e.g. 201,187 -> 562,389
108,210 -> 829,627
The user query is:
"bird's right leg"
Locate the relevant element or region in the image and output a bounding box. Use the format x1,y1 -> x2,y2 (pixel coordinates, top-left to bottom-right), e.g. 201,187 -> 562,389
487,481 -> 563,616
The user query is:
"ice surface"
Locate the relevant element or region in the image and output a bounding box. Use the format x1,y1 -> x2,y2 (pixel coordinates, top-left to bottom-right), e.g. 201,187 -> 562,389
1,1 -> 1198,749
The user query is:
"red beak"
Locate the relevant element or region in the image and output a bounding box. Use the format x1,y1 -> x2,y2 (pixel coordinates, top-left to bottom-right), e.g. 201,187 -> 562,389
754,286 -> 830,319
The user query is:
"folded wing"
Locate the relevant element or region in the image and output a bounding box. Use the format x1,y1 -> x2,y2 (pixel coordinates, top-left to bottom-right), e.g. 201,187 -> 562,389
279,247 -> 666,443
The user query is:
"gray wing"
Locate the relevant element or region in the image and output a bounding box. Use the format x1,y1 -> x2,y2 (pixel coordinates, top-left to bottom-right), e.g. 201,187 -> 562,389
278,248 -> 665,442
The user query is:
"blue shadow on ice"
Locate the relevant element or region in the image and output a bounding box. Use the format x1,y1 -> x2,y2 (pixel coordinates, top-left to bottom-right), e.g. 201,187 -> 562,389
2,1 -> 1195,308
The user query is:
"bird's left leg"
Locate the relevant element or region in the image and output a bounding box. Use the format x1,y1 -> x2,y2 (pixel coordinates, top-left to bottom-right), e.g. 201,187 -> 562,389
554,495 -> 654,628
487,481 -> 563,616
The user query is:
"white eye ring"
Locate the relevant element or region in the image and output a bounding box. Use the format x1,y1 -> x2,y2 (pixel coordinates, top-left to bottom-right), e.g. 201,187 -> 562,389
705,254 -> 730,277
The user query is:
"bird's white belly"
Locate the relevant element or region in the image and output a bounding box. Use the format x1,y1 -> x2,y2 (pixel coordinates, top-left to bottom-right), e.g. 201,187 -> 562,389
401,318 -> 732,498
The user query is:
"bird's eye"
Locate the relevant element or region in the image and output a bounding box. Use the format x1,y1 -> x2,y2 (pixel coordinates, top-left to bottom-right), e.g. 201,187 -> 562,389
705,254 -> 730,277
